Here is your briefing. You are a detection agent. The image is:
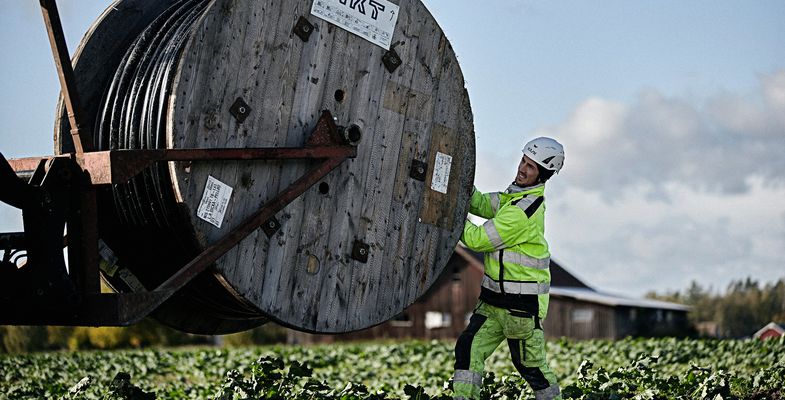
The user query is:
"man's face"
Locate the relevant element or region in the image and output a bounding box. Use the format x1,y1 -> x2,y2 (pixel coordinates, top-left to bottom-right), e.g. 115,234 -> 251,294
515,155 -> 540,186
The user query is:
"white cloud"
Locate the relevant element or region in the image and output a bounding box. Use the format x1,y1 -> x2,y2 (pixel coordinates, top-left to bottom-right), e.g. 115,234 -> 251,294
762,70 -> 785,112
532,70 -> 785,196
548,179 -> 785,296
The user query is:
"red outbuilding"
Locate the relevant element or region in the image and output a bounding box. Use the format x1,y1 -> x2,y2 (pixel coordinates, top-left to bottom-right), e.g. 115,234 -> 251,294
753,322 -> 785,340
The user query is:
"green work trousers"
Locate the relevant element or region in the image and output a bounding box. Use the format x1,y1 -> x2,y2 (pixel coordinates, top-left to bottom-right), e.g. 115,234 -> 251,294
453,302 -> 561,400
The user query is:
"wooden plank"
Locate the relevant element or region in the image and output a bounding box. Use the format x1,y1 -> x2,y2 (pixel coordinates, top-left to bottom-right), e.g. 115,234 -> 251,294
253,9 -> 337,317
260,6 -> 349,330
419,124 -> 459,229
223,1 -> 306,307
340,0 -> 445,330
377,5 -> 447,323
310,29 -> 384,332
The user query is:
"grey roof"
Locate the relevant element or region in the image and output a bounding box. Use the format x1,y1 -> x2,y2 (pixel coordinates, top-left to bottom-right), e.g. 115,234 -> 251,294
550,287 -> 691,312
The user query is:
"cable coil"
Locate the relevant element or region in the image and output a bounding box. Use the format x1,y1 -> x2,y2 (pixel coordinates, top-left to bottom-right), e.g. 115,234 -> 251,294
95,0 -> 209,227
90,0 -> 269,333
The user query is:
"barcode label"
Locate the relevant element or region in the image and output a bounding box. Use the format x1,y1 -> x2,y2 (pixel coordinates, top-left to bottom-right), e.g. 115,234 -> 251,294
431,152 -> 452,194
311,0 -> 400,50
197,176 -> 233,228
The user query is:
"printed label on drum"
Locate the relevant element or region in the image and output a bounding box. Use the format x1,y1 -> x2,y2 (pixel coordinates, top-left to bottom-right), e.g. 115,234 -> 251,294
97,239 -> 119,277
197,176 -> 233,228
431,152 -> 452,194
311,0 -> 400,50
117,268 -> 147,292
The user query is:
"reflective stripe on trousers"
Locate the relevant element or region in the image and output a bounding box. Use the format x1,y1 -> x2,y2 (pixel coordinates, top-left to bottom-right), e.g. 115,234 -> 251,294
535,384 -> 562,400
453,369 -> 482,386
482,275 -> 550,295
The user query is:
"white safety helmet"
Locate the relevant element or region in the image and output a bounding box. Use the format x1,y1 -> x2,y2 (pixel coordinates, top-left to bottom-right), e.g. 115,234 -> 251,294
523,137 -> 565,173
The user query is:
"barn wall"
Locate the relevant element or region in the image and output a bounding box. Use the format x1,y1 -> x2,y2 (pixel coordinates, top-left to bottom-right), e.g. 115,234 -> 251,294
543,297 -> 617,340
614,307 -> 690,338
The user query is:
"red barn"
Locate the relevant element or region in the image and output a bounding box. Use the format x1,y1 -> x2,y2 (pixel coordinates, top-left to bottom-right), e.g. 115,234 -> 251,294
753,322 -> 785,340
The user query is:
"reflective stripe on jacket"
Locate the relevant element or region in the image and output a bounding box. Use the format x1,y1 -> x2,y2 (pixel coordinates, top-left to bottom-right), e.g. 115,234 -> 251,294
460,183 -> 551,319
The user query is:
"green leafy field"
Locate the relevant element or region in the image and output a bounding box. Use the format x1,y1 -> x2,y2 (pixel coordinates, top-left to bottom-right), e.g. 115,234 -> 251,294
1,338 -> 783,399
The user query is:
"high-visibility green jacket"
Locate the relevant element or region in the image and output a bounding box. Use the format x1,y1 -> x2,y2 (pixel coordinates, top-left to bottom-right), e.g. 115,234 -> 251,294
461,183 -> 551,319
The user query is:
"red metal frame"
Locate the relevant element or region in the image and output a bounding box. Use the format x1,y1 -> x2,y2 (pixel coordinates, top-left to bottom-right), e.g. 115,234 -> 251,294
39,0 -> 90,155
1,111 -> 356,326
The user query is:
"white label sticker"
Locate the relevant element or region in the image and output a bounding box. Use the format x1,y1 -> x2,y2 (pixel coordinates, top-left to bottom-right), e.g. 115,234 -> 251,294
311,0 -> 400,50
197,176 -> 233,229
431,152 -> 452,194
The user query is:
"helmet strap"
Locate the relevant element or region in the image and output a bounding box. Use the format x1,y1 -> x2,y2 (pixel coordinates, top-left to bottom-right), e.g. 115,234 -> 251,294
537,164 -> 554,183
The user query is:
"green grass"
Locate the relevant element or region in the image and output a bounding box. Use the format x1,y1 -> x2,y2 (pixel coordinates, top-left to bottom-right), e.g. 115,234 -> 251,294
1,337 -> 783,399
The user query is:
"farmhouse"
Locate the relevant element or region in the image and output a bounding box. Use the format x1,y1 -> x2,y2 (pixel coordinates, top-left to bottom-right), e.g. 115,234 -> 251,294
288,247 -> 690,343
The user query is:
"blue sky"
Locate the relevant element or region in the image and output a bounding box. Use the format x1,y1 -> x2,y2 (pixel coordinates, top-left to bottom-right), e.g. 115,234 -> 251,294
1,1 -> 784,297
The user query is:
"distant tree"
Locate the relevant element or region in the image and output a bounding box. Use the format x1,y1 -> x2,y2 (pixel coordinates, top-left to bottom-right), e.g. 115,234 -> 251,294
1,326 -> 48,353
647,277 -> 785,338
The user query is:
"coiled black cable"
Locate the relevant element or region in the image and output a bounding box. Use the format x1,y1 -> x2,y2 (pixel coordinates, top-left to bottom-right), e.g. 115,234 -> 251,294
95,0 -> 209,227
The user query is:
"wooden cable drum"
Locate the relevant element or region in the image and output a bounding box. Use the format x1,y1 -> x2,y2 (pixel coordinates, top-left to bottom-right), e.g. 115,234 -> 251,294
55,0 -> 475,334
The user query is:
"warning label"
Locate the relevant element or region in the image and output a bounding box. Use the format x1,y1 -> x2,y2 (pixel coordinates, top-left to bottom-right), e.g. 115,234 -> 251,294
431,152 -> 452,194
311,0 -> 400,50
197,176 -> 233,229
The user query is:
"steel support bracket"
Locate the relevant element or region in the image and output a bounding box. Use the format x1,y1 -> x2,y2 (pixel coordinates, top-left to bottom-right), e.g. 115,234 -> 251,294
229,97 -> 252,123
410,159 -> 427,181
382,49 -> 402,73
351,240 -> 370,263
293,16 -> 315,42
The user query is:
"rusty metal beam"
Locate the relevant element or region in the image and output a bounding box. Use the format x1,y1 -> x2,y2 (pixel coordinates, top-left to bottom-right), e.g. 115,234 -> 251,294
39,0 -> 90,154
7,147 -> 354,186
75,147 -> 357,185
0,292 -> 174,327
6,156 -> 54,176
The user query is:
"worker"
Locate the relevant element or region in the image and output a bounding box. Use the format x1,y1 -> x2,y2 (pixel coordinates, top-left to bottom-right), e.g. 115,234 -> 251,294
453,137 -> 565,400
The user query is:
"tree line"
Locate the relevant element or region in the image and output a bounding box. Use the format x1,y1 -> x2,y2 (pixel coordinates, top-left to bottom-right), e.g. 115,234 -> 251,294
646,277 -> 785,338
0,320 -> 287,354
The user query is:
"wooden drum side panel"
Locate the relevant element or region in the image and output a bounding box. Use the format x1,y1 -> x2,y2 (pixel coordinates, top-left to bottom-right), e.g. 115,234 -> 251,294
169,0 -> 474,332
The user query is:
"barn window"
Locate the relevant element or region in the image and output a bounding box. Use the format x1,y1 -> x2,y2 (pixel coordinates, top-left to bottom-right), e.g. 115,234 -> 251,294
571,308 -> 594,323
452,266 -> 462,281
390,312 -> 413,327
425,311 -> 452,329
629,308 -> 637,321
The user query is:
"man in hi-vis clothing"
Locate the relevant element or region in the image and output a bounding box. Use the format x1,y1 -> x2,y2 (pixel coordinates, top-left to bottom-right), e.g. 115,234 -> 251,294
453,137 -> 565,400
